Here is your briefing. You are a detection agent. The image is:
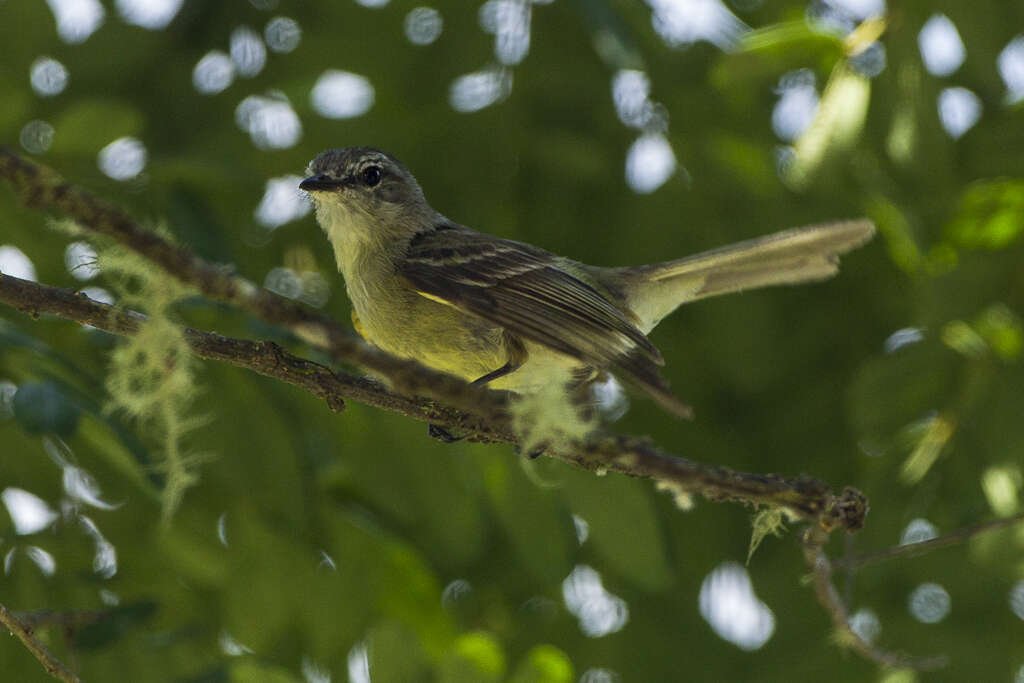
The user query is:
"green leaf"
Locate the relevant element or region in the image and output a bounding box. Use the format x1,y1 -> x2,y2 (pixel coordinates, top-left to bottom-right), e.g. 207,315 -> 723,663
945,179 -> 1024,250
974,304 -> 1023,360
508,645 -> 574,683
438,632 -> 506,683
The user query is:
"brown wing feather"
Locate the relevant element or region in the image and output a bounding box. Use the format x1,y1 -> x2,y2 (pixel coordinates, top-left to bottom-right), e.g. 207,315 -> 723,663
400,226 -> 691,417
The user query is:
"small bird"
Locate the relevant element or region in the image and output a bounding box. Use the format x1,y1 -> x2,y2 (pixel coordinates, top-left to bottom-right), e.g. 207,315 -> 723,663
300,147 -> 873,426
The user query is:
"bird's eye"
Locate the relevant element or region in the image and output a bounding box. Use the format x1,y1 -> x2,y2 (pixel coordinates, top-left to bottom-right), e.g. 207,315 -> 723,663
361,165 -> 382,187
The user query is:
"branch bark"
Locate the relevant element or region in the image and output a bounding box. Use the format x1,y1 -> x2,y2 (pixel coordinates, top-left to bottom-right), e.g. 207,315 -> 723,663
0,602 -> 81,683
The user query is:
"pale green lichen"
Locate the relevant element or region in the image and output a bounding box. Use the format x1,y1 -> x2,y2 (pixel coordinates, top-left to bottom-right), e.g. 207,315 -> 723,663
747,507 -> 787,564
85,229 -> 206,520
654,480 -> 695,511
510,380 -> 594,456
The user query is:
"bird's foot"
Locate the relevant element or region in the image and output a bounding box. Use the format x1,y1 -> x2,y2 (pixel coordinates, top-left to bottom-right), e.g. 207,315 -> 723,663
428,423 -> 464,443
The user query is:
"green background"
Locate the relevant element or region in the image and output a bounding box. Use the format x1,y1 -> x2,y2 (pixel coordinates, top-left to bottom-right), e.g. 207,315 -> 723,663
2,1 -> 1023,681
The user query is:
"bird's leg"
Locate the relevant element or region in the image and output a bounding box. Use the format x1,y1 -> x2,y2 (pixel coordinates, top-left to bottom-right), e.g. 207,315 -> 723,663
427,360 -> 523,443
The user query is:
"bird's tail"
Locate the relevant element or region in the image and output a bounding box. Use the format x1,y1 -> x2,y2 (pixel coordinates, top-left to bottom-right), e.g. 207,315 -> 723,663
613,219 -> 875,333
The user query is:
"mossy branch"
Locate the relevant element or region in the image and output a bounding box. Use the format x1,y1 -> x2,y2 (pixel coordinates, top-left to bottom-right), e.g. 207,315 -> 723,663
0,273 -> 868,531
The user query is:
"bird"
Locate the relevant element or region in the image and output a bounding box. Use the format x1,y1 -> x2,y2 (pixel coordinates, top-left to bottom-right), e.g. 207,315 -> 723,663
300,146 -> 874,430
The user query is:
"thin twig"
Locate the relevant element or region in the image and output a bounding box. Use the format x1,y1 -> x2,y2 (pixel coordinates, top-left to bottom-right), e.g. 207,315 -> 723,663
832,512 -> 1024,571
0,602 -> 81,683
801,527 -> 949,671
13,609 -> 109,631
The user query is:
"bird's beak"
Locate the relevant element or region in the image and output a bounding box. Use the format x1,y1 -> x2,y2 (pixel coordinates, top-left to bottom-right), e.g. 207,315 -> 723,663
299,174 -> 346,192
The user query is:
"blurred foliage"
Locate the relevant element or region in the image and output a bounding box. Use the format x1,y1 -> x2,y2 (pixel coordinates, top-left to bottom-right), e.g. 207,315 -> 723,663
1,1 -> 1024,681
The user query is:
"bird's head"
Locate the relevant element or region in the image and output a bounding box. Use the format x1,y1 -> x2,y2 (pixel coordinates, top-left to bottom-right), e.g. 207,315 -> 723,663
301,147 -> 430,250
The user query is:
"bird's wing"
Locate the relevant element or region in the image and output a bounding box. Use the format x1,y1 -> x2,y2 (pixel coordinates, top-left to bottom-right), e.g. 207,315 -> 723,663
400,226 -> 692,417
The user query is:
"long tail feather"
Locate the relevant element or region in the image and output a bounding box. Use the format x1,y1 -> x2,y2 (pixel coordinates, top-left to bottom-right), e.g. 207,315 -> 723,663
616,219 -> 875,332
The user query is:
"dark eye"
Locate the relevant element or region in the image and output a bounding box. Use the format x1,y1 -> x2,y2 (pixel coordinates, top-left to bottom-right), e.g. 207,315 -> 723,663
361,165 -> 382,187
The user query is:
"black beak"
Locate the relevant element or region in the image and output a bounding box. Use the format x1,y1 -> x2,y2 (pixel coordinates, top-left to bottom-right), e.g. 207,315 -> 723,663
299,174 -> 346,192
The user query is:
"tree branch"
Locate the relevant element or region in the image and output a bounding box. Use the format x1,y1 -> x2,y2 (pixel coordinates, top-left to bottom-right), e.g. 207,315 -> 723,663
0,602 -> 81,683
0,271 -> 867,530
0,272 -> 511,442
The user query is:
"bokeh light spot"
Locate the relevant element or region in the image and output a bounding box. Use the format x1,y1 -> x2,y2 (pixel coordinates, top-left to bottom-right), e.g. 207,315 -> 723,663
98,137 -> 147,180
449,67 -> 512,113
255,175 -> 311,228
30,57 -> 69,96
27,547 -> 57,576
0,245 -> 38,281
347,642 -> 370,683
441,579 -> 473,609
884,327 -> 925,353
193,51 -> 235,94
918,15 -> 965,77
45,0 -> 106,44
1009,580 -> 1024,621
849,608 -> 881,644
899,518 -> 938,545
562,565 -> 629,637
699,562 -> 775,650
625,133 -> 676,194
235,94 -> 302,149
647,0 -> 748,50
998,35 -> 1024,103
479,0 -> 531,65
311,71 -> 375,119
265,16 -> 301,53
20,121 -> 56,154
772,69 -> 818,142
115,0 -> 183,30
908,583 -> 951,623
404,7 -> 443,46
938,86 -> 981,139
824,0 -> 885,21
2,488 -> 58,535
231,25 -> 267,78
65,241 -> 99,280
81,287 -> 113,304
612,70 -> 660,130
